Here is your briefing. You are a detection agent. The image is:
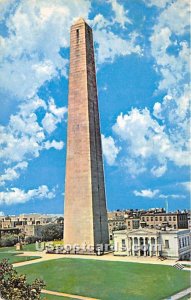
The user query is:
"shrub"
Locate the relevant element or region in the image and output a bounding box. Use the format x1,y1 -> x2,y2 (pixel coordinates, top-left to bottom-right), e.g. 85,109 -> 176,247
0,235 -> 18,247
40,224 -> 63,241
25,236 -> 40,244
0,259 -> 45,300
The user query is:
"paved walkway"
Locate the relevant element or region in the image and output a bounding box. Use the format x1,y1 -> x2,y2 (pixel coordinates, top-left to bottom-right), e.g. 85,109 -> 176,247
164,287 -> 191,299
42,289 -> 99,300
13,251 -> 184,267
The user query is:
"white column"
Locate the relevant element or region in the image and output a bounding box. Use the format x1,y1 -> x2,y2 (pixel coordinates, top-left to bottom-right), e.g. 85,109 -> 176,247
150,237 -> 154,257
155,237 -> 158,256
114,240 -> 118,253
138,238 -> 141,256
147,238 -> 150,256
144,237 -> 147,256
126,237 -> 130,256
130,238 -> 133,256
132,237 -> 135,256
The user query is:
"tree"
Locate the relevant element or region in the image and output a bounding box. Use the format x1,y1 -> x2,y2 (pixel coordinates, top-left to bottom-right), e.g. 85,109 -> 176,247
25,236 -> 39,244
40,224 -> 63,241
0,234 -> 18,247
0,259 -> 45,300
113,225 -> 127,231
56,217 -> 64,224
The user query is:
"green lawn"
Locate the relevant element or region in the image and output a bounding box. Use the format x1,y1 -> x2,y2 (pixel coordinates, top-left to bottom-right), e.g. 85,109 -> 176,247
0,252 -> 41,264
179,296 -> 191,300
17,258 -> 190,300
42,295 -> 76,300
0,243 -> 41,263
0,243 -> 37,252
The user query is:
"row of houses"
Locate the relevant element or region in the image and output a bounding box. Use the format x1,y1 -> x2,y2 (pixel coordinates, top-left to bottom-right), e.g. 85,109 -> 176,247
0,213 -> 63,238
108,209 -> 189,240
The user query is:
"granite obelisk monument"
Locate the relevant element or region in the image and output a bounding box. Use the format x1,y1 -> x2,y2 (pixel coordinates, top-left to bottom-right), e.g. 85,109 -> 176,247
64,18 -> 109,250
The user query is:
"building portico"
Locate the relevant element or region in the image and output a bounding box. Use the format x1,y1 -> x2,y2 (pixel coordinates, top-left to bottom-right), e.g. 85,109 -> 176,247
114,229 -> 160,257
113,228 -> 190,260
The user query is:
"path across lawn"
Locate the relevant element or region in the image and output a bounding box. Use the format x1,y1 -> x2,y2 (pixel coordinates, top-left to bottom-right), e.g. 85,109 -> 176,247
16,257 -> 190,300
42,289 -> 99,300
0,251 -> 41,264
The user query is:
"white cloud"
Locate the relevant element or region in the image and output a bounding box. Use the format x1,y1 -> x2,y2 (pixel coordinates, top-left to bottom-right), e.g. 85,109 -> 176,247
42,102 -> 67,134
42,113 -> 58,134
112,108 -> 190,176
108,0 -> 190,178
151,164 -> 167,177
0,161 -> 28,186
101,134 -> 120,166
159,194 -> 186,199
42,98 -> 67,134
0,97 -> 66,165
153,102 -> 162,119
180,182 -> 191,193
0,0 -> 141,99
108,0 -> 132,27
0,185 -> 56,205
149,0 -> 190,122
44,140 -> 64,150
0,0 -> 91,99
0,0 -> 15,22
145,0 -> 172,8
133,189 -> 185,199
0,211 -> 4,216
90,14 -> 141,64
133,189 -> 159,198
124,159 -> 146,176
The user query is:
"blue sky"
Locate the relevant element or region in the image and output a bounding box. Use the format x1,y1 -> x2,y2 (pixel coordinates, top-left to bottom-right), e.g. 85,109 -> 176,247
0,0 -> 190,215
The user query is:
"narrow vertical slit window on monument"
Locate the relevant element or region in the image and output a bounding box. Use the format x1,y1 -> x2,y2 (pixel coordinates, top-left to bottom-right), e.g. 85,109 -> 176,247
76,29 -> 79,43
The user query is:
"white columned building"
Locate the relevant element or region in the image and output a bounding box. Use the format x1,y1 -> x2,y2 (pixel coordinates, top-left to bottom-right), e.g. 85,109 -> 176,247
113,228 -> 190,260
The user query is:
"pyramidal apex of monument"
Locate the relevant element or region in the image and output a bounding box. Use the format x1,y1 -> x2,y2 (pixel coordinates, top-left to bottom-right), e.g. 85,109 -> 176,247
73,17 -> 88,25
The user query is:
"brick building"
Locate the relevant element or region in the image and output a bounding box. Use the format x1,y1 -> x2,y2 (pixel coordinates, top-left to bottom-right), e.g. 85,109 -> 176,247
140,212 -> 188,229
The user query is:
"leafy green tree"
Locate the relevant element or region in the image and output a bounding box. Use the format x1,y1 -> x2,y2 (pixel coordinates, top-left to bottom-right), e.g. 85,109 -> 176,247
25,236 -> 39,244
56,217 -> 64,224
113,225 -> 127,231
0,234 -> 18,247
40,224 -> 63,241
0,259 -> 45,300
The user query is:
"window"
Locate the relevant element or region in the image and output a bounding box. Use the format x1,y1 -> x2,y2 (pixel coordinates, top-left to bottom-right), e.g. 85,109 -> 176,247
173,216 -> 176,221
142,217 -> 145,221
76,29 -> 79,42
122,239 -> 126,251
174,225 -> 176,229
151,217 -> 153,221
165,240 -> 169,248
128,221 -> 130,226
160,217 -> 162,221
169,216 -> 171,221
155,217 -> 158,221
164,216 -> 167,221
147,217 -> 149,221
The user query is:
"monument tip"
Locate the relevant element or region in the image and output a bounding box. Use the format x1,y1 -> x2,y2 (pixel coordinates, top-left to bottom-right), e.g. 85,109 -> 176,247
73,17 -> 88,26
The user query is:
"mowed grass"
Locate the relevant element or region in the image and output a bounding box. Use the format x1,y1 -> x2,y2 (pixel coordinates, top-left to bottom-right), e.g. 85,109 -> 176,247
42,295 -> 76,300
0,243 -> 41,263
17,258 -> 190,300
0,243 -> 37,252
0,252 -> 41,264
